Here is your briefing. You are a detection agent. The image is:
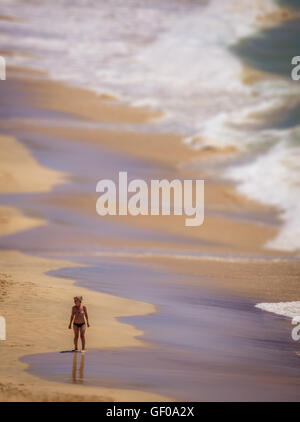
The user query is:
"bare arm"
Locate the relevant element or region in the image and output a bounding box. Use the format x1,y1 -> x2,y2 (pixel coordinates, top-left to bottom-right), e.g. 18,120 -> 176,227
68,307 -> 75,329
84,306 -> 90,327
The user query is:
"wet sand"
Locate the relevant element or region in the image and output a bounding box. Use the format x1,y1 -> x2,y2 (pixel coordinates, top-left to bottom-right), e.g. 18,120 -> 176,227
22,255 -> 299,401
0,134 -> 67,192
0,63 -> 299,401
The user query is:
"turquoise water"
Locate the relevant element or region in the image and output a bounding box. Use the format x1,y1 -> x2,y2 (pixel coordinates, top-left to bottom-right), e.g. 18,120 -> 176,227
232,18 -> 300,78
278,0 -> 300,8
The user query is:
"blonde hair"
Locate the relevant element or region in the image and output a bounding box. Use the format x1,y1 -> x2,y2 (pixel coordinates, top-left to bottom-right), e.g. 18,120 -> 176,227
74,296 -> 83,303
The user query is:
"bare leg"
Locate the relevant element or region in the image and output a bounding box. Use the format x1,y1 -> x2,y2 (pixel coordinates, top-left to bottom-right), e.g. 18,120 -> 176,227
80,324 -> 86,351
73,324 -> 79,351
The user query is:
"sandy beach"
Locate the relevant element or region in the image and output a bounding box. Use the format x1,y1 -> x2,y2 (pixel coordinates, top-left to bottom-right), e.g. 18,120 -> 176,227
0,64 -> 298,401
0,0 -> 300,402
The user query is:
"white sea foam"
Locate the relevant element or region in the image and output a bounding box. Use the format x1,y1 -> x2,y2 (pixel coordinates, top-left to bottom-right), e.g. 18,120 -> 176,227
0,0 -> 285,134
1,0 -> 299,251
255,301 -> 300,319
226,135 -> 300,251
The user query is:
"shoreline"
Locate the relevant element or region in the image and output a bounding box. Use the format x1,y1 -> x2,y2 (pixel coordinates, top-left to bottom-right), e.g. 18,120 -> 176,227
0,250 -> 171,401
0,58 -> 299,401
2,68 -> 290,257
0,71 -> 173,401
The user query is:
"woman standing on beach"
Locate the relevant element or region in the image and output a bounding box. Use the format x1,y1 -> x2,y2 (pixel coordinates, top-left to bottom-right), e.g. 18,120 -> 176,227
68,296 -> 90,353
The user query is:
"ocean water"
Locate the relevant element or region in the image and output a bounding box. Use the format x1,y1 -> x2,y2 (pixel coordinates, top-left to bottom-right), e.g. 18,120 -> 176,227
0,0 -> 300,251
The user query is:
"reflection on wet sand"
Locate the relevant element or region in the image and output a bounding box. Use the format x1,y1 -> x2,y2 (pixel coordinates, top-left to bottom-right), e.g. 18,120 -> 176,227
72,352 -> 85,384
